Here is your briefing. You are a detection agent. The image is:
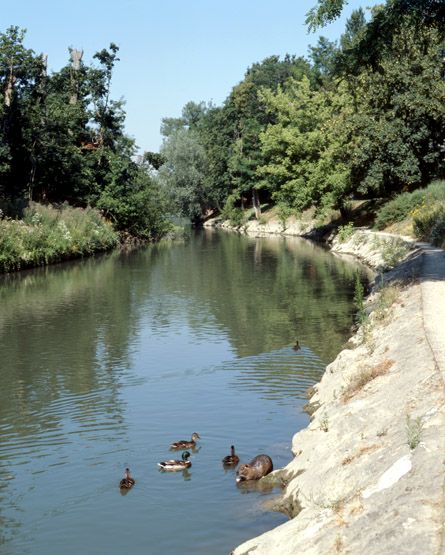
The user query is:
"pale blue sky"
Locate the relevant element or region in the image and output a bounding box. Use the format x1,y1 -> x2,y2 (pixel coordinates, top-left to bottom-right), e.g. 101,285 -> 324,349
3,0 -> 369,153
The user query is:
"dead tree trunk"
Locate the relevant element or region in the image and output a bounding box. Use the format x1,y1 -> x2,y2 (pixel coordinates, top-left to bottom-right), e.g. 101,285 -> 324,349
4,65 -> 16,107
252,188 -> 261,219
69,48 -> 83,105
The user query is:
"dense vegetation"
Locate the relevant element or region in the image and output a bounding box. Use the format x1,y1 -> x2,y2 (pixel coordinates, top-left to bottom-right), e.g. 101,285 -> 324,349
0,202 -> 118,272
0,27 -> 170,243
157,0 -> 445,232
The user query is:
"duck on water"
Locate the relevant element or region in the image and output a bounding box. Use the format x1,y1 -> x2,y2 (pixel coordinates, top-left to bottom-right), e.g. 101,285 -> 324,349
170,432 -> 201,450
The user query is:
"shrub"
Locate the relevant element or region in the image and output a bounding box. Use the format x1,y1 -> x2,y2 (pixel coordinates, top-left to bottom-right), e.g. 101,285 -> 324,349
276,203 -> 293,229
412,203 -> 445,241
374,190 -> 425,230
380,239 -> 410,268
337,222 -> 355,242
430,213 -> 445,248
221,194 -> 247,227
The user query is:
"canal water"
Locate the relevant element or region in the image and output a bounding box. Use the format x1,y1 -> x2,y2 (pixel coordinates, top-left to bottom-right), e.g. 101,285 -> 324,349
0,230 -> 368,554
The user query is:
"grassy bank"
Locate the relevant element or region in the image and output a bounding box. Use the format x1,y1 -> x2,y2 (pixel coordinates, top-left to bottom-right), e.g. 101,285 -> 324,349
0,203 -> 118,273
374,180 -> 445,247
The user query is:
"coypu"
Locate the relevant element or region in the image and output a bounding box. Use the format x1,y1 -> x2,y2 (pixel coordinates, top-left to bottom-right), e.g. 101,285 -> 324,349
236,454 -> 273,482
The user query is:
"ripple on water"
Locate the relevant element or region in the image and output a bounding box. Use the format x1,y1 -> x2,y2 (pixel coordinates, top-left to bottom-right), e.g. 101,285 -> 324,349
226,346 -> 325,403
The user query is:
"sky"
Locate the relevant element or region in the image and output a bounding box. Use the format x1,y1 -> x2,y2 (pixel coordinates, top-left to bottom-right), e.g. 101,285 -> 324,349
3,0 -> 370,154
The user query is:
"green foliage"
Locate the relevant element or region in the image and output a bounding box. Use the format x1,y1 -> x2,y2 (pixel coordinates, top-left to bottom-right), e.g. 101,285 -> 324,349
96,160 -> 170,240
258,76 -> 352,213
0,28 -> 169,244
306,0 -> 345,32
413,203 -> 445,242
158,125 -> 210,224
0,202 -> 118,272
221,194 -> 247,227
375,180 -> 445,233
353,272 -> 366,325
276,203 -> 293,228
406,414 -> 423,450
380,240 -> 410,268
374,190 -> 425,229
159,3 -> 445,221
337,222 -> 354,243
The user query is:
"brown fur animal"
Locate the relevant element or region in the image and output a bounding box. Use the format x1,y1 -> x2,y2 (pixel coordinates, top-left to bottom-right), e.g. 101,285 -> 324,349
236,454 -> 273,482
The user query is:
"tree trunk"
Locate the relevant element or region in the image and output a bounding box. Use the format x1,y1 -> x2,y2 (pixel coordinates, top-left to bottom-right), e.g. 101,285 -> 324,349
252,188 -> 261,219
69,48 -> 83,105
4,65 -> 15,107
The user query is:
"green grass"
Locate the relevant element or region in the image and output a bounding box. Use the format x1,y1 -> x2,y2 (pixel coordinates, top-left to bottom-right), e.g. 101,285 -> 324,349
0,202 -> 118,273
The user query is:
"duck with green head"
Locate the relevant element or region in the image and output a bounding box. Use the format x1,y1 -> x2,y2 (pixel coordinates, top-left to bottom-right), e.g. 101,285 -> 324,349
158,451 -> 192,471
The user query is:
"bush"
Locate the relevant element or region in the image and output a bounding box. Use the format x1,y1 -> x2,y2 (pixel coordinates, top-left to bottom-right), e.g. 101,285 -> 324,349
337,222 -> 355,242
413,204 -> 445,243
430,213 -> 445,248
221,194 -> 247,227
374,190 -> 425,230
375,181 -> 445,242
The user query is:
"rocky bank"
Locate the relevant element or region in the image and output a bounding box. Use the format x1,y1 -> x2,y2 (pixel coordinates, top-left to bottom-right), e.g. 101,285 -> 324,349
224,222 -> 445,554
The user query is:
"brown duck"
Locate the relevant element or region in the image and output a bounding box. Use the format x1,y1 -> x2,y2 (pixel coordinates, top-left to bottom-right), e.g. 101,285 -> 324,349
222,445 -> 240,466
170,432 -> 200,450
119,467 -> 135,489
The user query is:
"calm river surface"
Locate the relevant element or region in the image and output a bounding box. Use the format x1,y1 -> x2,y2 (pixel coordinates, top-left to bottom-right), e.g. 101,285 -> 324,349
0,230 -> 368,554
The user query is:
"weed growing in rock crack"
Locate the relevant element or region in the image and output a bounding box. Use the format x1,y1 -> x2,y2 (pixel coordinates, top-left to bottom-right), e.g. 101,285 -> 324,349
334,535 -> 344,553
380,240 -> 410,268
324,497 -> 345,514
320,412 -> 329,432
373,284 -> 400,322
342,360 -> 394,402
406,415 -> 423,449
353,272 -> 367,325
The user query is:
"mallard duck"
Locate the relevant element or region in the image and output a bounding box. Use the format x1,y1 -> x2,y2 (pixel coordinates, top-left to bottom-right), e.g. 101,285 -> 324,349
170,432 -> 200,450
158,451 -> 192,471
119,467 -> 135,489
222,445 -> 240,466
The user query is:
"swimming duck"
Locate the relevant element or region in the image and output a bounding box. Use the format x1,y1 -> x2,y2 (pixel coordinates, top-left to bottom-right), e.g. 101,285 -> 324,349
119,467 -> 135,489
222,445 -> 240,466
170,432 -> 200,450
158,451 -> 192,471
293,340 -> 301,352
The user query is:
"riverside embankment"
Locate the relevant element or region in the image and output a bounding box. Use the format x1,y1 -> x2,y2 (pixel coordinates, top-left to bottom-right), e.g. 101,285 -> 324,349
207,217 -> 445,555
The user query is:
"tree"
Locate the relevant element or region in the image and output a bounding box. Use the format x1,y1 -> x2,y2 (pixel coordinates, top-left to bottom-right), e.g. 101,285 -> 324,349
258,76 -> 353,213
158,126 -> 209,224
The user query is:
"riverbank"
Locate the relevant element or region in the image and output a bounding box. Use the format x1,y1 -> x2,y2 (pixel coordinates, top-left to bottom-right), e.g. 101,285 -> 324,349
226,220 -> 445,554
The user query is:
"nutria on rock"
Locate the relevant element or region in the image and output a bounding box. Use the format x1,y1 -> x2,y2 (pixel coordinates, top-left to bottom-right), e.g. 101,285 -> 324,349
235,454 -> 273,482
